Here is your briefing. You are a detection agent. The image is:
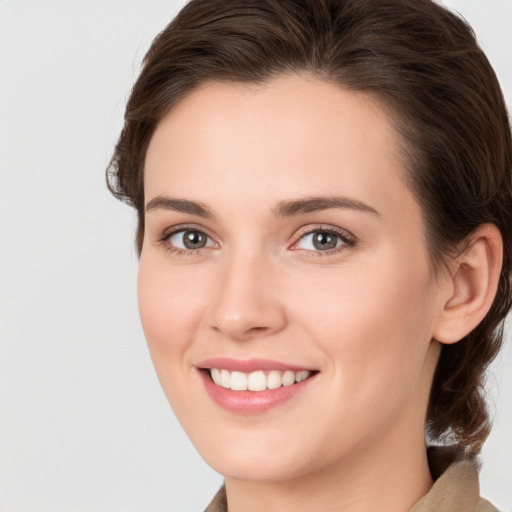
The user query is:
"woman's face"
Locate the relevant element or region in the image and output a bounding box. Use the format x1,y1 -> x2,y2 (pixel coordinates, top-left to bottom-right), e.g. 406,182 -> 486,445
139,75 -> 446,482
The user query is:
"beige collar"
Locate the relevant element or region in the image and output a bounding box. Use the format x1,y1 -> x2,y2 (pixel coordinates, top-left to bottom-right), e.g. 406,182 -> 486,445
410,447 -> 496,512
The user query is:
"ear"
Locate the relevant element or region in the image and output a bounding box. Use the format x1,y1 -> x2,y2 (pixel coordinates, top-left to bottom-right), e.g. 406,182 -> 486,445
433,224 -> 503,345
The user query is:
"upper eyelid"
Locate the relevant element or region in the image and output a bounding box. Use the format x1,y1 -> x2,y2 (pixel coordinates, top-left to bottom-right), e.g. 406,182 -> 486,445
160,223 -> 217,241
292,224 -> 355,241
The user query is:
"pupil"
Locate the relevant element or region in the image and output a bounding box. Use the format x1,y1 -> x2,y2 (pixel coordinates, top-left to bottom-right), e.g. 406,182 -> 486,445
313,232 -> 337,250
184,231 -> 206,249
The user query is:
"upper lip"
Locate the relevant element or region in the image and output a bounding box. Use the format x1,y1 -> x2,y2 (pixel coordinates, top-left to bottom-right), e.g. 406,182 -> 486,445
197,358 -> 316,373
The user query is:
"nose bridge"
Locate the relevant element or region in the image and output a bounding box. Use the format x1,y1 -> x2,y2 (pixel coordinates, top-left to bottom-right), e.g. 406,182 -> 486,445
208,242 -> 286,341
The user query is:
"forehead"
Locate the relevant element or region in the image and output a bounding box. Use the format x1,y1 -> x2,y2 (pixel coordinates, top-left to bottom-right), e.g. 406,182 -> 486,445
144,74 -> 417,223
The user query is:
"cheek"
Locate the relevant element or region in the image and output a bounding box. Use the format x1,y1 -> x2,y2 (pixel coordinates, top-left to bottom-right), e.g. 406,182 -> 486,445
294,255 -> 435,403
137,257 -> 206,376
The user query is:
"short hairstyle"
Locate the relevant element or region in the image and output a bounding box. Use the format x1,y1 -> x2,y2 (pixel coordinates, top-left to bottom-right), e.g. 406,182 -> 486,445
107,0 -> 512,455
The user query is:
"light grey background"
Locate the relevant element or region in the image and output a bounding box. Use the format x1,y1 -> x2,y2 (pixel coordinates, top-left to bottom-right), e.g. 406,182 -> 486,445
0,1 -> 511,510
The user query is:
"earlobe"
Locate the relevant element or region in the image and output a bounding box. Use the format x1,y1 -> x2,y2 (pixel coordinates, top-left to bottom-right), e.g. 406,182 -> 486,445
433,224 -> 503,345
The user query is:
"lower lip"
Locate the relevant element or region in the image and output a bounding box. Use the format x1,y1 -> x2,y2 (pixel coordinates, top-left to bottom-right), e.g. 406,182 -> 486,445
199,370 -> 316,413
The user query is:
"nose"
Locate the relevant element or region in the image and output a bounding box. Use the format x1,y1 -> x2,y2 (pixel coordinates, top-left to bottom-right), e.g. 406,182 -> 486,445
207,251 -> 287,341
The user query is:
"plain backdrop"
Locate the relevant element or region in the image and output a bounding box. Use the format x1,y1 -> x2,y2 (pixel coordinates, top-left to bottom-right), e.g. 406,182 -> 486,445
1,0 -> 511,511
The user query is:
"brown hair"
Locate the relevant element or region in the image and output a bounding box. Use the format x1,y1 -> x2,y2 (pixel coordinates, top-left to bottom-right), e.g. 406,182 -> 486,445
107,0 -> 512,455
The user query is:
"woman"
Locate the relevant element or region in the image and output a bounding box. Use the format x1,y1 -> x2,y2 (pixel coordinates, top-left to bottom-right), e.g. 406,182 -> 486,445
107,0 -> 512,510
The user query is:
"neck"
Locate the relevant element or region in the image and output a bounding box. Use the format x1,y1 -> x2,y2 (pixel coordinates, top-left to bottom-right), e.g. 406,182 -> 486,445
224,428 -> 433,512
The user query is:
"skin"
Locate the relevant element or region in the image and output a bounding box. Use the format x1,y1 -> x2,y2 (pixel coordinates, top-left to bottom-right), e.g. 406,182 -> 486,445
138,75 -> 495,511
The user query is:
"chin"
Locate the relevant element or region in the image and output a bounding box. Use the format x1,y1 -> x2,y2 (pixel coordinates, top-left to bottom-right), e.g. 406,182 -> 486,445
210,456 -> 306,483
195,434 -> 314,483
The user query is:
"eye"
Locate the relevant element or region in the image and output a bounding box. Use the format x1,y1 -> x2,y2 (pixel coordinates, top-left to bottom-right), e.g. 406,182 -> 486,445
292,227 -> 355,253
163,228 -> 216,252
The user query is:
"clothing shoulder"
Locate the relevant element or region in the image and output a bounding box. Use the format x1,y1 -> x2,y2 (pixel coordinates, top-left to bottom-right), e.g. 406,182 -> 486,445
410,446 -> 498,512
203,485 -> 227,512
476,497 -> 499,512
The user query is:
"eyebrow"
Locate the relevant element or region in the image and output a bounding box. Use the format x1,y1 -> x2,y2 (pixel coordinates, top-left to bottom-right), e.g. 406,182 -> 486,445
144,194 -> 380,219
272,196 -> 381,218
145,196 -> 214,218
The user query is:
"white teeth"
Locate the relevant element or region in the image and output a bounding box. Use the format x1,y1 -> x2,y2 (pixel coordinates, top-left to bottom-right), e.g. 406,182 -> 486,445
230,371 -> 248,391
267,370 -> 282,389
248,371 -> 267,391
282,370 -> 295,386
211,368 -> 221,385
220,369 -> 231,389
208,368 -> 312,391
296,370 -> 310,382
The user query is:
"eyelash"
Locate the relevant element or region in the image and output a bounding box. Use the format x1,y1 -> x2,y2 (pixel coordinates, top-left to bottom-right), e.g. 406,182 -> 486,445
158,224 -> 357,258
291,225 -> 356,257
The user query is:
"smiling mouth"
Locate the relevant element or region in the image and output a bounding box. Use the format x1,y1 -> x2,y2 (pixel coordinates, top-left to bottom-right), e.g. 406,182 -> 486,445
206,368 -> 314,391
